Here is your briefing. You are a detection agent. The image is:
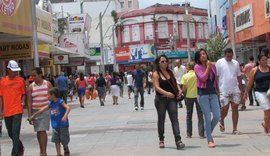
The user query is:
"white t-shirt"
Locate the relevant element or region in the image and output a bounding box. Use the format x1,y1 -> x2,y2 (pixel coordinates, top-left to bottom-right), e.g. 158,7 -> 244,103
127,74 -> 133,86
173,65 -> 187,84
148,71 -> 153,83
216,58 -> 241,93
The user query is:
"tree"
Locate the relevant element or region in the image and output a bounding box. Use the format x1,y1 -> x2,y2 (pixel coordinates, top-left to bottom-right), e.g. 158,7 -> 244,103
205,30 -> 227,61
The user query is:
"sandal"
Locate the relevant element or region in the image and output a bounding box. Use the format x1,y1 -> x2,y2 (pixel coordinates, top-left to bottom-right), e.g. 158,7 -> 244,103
261,122 -> 268,134
159,141 -> 165,148
208,141 -> 216,148
232,130 -> 241,135
219,123 -> 225,132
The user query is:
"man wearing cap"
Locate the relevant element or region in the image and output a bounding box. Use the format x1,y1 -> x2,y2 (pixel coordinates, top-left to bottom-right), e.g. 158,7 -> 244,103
0,60 -> 26,156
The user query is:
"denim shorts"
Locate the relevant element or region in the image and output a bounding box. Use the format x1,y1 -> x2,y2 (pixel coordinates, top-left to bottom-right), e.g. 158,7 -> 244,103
255,92 -> 270,110
78,88 -> 86,96
51,127 -> 70,146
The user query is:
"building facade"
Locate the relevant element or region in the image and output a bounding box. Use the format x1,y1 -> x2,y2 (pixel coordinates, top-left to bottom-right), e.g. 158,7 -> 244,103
115,4 -> 208,71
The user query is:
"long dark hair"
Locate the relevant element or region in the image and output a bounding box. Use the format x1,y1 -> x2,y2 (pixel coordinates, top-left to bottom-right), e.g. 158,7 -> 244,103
79,72 -> 84,81
154,54 -> 174,77
154,54 -> 169,72
195,48 -> 209,64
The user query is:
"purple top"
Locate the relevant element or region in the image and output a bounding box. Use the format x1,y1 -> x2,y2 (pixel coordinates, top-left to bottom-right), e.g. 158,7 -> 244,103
194,63 -> 218,89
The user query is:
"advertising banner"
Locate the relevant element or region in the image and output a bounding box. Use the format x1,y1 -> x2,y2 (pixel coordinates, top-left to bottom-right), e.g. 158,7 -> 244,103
0,0 -> 32,36
53,54 -> 69,65
67,14 -> 91,33
115,47 -> 130,64
89,47 -> 101,61
0,41 -> 32,60
116,44 -> 155,64
129,44 -> 155,63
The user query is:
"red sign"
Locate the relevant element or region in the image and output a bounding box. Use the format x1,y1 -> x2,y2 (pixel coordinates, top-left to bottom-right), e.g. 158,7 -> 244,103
0,0 -> 17,16
115,47 -> 130,63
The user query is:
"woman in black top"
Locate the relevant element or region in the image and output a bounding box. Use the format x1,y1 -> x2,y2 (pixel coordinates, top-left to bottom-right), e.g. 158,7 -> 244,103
95,73 -> 107,106
243,53 -> 270,135
152,55 -> 185,150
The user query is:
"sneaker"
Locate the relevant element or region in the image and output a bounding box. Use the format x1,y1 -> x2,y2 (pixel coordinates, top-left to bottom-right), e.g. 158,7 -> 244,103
175,140 -> 185,150
135,106 -> 138,111
141,107 -> 144,110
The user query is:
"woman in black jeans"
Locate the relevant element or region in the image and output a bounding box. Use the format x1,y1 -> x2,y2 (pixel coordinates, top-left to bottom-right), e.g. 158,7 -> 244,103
152,54 -> 185,150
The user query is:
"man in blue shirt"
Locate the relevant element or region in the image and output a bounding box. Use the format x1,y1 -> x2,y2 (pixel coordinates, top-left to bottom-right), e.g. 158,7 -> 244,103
132,64 -> 146,110
55,72 -> 68,103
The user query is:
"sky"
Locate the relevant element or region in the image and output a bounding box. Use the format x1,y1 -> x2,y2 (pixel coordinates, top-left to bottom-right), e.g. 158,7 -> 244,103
139,0 -> 209,9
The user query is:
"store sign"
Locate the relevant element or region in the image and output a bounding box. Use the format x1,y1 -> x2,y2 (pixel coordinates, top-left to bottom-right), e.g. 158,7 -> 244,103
266,0 -> 270,18
0,0 -> 19,16
115,47 -> 130,64
0,0 -> 32,36
53,54 -> 69,65
36,7 -> 52,37
68,14 -> 85,33
0,41 -> 32,60
158,50 -> 195,59
234,4 -> 253,32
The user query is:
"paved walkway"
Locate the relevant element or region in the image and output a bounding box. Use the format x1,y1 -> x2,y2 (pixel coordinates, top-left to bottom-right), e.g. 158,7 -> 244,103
1,91 -> 270,156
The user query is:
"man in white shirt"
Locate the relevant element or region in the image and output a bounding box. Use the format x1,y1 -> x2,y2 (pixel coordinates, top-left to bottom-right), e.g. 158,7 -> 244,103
173,59 -> 187,108
216,48 -> 243,134
126,71 -> 133,99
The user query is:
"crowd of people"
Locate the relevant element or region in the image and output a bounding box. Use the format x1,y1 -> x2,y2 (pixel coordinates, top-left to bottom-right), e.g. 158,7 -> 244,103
0,47 -> 270,155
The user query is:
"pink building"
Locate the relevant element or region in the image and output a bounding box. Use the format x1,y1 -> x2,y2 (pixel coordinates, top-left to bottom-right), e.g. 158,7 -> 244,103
115,3 -> 208,71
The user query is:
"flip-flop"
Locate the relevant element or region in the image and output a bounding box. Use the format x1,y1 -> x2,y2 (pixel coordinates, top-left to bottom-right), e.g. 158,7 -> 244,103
219,123 -> 225,132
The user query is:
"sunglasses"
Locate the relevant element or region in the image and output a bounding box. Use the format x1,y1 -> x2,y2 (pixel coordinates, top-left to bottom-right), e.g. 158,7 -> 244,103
160,60 -> 168,64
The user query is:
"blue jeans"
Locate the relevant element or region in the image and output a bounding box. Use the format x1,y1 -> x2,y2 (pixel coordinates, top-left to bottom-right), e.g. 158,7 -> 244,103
154,95 -> 182,142
4,114 -> 24,156
198,94 -> 220,142
134,87 -> 144,107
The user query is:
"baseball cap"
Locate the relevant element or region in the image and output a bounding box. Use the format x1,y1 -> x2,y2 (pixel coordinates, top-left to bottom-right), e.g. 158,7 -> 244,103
7,60 -> 21,71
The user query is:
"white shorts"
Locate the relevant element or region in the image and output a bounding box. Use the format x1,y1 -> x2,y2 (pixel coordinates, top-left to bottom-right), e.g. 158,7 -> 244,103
220,91 -> 241,107
255,92 -> 270,110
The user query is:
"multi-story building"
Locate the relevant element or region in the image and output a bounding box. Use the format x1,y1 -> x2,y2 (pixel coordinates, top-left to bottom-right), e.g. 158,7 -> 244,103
115,3 -> 208,71
119,0 -> 139,11
225,0 -> 270,63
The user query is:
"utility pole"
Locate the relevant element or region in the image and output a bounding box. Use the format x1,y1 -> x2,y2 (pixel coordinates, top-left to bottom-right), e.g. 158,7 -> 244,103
99,13 -> 105,75
31,0 -> 39,67
229,0 -> 236,59
112,25 -> 119,72
152,14 -> 158,58
184,1 -> 191,62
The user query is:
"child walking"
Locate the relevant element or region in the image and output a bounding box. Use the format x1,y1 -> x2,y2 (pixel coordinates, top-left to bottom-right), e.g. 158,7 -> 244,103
29,87 -> 71,156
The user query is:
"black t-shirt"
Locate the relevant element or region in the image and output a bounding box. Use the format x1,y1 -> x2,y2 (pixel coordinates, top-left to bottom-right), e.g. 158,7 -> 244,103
96,77 -> 106,87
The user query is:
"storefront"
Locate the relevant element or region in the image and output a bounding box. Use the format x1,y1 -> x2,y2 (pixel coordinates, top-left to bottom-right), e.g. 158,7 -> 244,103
227,0 -> 270,63
0,0 -> 33,76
